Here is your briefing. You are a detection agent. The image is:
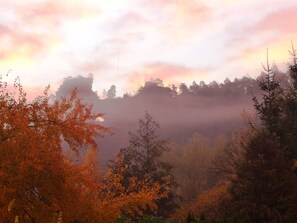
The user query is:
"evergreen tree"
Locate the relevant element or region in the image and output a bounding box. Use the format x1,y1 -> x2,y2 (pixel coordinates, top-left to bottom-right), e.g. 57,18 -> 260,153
252,47 -> 297,159
252,57 -> 283,135
230,131 -> 297,222
279,46 -> 297,159
230,51 -> 297,222
110,112 -> 178,217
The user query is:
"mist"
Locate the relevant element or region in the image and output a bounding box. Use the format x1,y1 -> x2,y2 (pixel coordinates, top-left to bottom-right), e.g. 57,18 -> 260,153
54,74 -> 279,167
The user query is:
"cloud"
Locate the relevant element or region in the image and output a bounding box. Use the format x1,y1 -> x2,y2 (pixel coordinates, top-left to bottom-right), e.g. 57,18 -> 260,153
0,0 -> 101,70
111,11 -> 148,30
250,7 -> 297,34
17,1 -> 99,27
222,6 -> 297,72
143,0 -> 211,40
230,41 -> 291,66
0,22 -> 57,65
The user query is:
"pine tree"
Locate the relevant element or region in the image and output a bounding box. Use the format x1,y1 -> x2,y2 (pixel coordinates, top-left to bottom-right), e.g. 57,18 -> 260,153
230,131 -> 296,222
230,51 -> 297,222
109,112 -> 178,217
252,54 -> 283,135
279,46 -> 297,159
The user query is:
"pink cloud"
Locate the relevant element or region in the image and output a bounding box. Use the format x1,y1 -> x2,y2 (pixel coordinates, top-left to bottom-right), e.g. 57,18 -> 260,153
147,0 -> 210,21
224,7 -> 297,66
143,0 -> 211,39
225,37 -> 293,75
18,1 -> 99,27
0,23 -> 51,61
0,1 -> 100,64
251,7 -> 297,34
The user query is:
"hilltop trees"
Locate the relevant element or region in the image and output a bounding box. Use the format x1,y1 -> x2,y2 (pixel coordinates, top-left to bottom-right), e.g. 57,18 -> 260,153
107,85 -> 117,99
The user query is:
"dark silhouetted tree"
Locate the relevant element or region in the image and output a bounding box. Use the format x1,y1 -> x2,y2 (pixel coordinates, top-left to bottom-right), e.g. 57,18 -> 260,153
189,81 -> 199,94
280,46 -> 297,159
109,112 -> 178,217
170,84 -> 178,97
107,85 -> 116,99
230,131 -> 297,223
179,83 -> 190,95
230,51 -> 297,223
252,57 -> 283,135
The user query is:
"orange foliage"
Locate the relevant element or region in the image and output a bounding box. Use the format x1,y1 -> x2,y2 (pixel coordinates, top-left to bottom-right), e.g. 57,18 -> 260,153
0,77 -> 166,222
173,181 -> 233,222
95,158 -> 168,223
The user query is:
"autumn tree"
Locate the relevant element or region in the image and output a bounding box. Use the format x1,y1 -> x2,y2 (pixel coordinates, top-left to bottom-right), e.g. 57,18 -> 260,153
212,129 -> 251,180
172,181 -> 232,223
110,112 -> 177,217
0,75 -> 107,222
165,134 -> 218,202
0,77 -> 166,222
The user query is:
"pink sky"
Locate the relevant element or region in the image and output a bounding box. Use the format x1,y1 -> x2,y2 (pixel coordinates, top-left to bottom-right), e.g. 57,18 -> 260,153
0,0 -> 297,97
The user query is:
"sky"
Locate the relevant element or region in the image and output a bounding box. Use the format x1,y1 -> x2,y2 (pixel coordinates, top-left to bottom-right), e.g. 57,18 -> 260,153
0,0 -> 297,97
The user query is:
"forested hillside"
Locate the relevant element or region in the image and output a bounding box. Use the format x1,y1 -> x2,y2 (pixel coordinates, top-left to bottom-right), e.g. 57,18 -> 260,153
55,70 -> 288,166
0,54 -> 296,222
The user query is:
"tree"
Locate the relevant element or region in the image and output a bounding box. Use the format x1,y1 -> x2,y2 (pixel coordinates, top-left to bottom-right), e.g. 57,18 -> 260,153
229,52 -> 297,222
189,81 -> 199,94
0,76 -> 107,221
252,56 -> 283,135
170,84 -> 178,97
279,46 -> 297,159
252,48 -> 297,160
0,78 -> 166,222
212,130 -> 251,180
165,134 -> 218,202
179,83 -> 190,95
107,85 -> 116,99
137,81 -> 172,97
230,130 -> 297,223
110,112 -> 177,217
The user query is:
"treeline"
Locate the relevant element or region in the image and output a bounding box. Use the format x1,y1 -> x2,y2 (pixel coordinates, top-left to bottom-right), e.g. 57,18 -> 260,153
55,67 -> 289,167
